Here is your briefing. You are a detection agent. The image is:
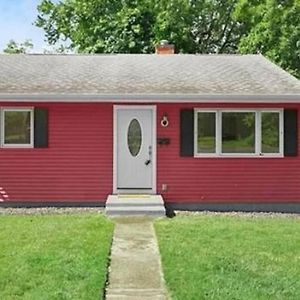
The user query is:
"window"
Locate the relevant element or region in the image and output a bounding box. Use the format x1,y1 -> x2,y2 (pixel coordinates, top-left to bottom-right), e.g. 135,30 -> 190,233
222,112 -> 256,154
195,109 -> 283,157
197,112 -> 216,153
1,108 -> 33,147
127,118 -> 142,156
261,112 -> 280,153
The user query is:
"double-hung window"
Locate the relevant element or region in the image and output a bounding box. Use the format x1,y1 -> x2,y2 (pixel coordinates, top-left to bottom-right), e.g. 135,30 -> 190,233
194,109 -> 283,157
0,108 -> 34,148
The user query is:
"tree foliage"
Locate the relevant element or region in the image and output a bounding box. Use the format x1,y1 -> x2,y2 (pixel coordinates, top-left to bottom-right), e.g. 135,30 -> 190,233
35,0 -> 242,54
36,0 -> 156,53
35,0 -> 299,77
3,40 -> 33,54
234,0 -> 300,78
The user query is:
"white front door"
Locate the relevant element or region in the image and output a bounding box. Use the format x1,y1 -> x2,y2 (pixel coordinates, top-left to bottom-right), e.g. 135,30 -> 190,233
114,106 -> 156,193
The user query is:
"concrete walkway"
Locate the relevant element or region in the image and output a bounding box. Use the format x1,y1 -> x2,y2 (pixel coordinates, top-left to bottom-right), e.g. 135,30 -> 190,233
105,217 -> 169,299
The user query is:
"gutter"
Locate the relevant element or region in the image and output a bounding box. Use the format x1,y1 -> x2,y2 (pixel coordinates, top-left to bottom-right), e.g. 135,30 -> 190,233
0,93 -> 299,102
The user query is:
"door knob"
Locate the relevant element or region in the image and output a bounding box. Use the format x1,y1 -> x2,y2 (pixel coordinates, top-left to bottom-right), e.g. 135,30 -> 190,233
145,145 -> 152,165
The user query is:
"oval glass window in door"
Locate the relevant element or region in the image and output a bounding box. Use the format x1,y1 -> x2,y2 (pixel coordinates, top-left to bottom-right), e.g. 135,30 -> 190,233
127,119 -> 142,156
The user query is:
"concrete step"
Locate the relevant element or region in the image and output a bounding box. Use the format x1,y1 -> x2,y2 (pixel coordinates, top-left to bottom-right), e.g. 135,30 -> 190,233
105,195 -> 166,217
106,195 -> 164,207
106,206 -> 166,216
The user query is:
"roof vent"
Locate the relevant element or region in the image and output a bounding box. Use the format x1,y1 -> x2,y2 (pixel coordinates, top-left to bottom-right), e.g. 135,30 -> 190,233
155,40 -> 175,55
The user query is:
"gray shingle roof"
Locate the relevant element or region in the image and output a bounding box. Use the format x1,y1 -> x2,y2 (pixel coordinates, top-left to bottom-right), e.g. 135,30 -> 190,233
0,54 -> 299,101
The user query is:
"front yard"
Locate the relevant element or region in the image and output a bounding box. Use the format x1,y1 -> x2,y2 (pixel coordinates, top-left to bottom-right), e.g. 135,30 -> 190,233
2,210 -> 300,300
155,213 -> 300,300
0,212 -> 114,300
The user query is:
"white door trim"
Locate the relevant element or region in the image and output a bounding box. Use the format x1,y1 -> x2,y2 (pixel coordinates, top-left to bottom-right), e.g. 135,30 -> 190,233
113,105 -> 157,194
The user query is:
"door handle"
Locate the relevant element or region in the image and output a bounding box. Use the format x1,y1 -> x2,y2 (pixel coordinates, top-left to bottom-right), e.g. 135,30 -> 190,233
145,145 -> 152,166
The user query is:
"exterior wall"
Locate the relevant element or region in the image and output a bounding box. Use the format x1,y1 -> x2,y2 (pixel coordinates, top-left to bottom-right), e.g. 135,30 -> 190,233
157,103 -> 300,204
0,103 -> 113,203
0,101 -> 300,205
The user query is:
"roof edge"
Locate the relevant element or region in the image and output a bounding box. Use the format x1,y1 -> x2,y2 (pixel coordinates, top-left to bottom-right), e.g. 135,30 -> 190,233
0,93 -> 299,102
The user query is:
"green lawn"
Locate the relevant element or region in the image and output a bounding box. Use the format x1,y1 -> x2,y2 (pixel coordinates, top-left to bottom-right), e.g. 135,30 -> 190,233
155,214 -> 300,300
0,213 -> 114,300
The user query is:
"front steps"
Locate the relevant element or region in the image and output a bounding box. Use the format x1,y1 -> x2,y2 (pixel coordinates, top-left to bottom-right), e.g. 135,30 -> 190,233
105,194 -> 166,217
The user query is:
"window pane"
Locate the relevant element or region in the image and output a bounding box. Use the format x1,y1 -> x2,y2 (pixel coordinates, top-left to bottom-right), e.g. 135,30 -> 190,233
197,112 -> 216,153
222,112 -> 255,153
4,111 -> 31,144
127,118 -> 142,157
261,112 -> 279,153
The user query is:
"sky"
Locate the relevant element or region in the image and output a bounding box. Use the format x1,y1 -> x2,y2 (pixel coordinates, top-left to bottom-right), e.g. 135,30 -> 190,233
0,0 -> 53,53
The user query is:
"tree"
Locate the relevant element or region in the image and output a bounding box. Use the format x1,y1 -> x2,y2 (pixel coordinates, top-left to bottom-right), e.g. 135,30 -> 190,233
35,0 -> 299,77
154,0 -> 243,53
234,0 -> 300,78
36,0 -> 156,53
3,39 -> 33,54
35,0 -> 242,54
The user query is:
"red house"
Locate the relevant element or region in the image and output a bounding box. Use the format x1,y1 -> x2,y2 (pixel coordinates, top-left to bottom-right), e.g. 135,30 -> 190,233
1,46 -> 300,213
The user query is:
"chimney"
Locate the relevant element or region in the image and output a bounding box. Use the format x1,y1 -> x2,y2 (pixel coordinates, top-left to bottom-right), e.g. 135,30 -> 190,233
155,40 -> 175,54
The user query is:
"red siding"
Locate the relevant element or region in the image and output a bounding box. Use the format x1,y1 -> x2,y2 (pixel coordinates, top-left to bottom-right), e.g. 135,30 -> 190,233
0,103 -> 113,202
157,103 -> 300,203
0,102 -> 300,204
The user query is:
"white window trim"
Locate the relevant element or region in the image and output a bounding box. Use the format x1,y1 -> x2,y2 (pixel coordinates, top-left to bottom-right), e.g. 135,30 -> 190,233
193,110 -> 218,157
260,110 -> 284,157
194,109 -> 284,158
0,108 -> 34,148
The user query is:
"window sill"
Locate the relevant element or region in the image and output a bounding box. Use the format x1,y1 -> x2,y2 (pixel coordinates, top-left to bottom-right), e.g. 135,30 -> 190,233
1,144 -> 34,149
194,154 -> 284,158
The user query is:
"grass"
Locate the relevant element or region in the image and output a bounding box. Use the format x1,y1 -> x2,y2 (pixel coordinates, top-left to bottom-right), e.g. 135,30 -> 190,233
0,213 -> 114,300
155,214 -> 300,300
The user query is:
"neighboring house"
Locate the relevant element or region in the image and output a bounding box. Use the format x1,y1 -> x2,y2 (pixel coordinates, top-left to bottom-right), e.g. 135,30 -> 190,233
1,43 -> 300,212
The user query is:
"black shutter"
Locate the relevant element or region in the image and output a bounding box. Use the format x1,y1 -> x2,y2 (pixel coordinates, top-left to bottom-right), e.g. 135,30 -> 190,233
284,109 -> 297,156
34,108 -> 48,148
180,109 -> 194,156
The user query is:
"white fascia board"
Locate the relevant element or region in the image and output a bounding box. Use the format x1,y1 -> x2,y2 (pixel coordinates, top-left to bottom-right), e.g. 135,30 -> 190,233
0,93 -> 299,102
